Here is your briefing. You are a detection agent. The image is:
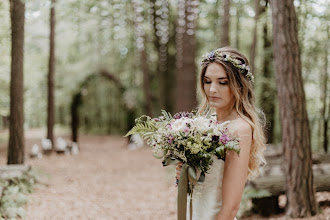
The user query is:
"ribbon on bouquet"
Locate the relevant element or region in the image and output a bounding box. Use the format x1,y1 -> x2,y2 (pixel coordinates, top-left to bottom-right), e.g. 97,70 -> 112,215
163,158 -> 200,220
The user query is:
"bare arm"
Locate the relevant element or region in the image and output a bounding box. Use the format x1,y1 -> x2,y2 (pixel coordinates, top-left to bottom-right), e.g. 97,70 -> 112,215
216,121 -> 252,220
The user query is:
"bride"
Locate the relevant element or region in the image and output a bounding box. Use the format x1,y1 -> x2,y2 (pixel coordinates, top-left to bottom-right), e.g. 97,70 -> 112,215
176,47 -> 266,220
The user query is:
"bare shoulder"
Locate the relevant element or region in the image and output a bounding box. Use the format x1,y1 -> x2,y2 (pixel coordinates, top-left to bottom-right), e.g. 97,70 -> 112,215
229,118 -> 252,139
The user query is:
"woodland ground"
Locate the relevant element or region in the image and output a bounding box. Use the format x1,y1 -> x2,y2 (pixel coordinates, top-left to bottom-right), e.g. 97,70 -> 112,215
0,129 -> 329,220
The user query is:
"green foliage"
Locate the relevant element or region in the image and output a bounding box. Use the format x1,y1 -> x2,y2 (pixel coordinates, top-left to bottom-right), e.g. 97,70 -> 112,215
0,168 -> 43,219
125,115 -> 156,137
161,110 -> 173,121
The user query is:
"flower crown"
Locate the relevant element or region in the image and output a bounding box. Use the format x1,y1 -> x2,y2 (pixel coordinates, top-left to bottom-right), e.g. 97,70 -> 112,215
201,50 -> 254,82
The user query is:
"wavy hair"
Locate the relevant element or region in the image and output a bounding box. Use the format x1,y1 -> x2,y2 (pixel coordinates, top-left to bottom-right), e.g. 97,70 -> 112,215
197,47 -> 266,179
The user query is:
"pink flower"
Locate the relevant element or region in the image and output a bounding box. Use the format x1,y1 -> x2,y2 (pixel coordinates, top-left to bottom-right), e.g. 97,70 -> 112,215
183,126 -> 190,133
168,135 -> 174,144
220,134 -> 229,144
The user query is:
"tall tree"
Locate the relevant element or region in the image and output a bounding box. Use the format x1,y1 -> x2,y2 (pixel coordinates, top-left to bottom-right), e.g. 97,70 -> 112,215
47,0 -> 56,146
7,0 -> 25,164
175,0 -> 199,112
220,0 -> 230,47
259,3 -> 276,143
133,0 -> 153,116
249,0 -> 261,73
269,0 -> 318,217
320,25 -> 329,153
150,0 -> 172,112
234,0 -> 241,50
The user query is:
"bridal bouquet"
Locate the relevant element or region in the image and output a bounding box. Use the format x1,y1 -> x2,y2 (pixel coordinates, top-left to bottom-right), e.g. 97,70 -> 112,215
125,110 -> 240,220
125,110 -> 240,179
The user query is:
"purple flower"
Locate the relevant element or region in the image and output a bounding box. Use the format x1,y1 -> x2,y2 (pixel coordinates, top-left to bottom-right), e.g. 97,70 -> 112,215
168,135 -> 174,144
208,51 -> 215,61
220,134 -> 229,144
173,111 -> 194,119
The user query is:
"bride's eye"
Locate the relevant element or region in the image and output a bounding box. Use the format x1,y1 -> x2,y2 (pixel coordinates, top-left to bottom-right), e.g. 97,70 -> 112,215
203,79 -> 211,84
219,81 -> 228,85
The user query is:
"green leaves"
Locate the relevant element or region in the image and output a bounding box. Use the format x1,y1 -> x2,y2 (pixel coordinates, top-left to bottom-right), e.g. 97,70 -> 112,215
0,168 -> 40,219
124,122 -> 156,137
161,109 -> 172,121
124,115 -> 156,137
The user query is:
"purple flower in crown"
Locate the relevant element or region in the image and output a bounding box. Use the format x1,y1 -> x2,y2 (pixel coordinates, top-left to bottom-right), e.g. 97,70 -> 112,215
208,51 -> 216,61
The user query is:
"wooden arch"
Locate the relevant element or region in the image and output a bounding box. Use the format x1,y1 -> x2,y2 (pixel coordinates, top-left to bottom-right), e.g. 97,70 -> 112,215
70,70 -> 135,143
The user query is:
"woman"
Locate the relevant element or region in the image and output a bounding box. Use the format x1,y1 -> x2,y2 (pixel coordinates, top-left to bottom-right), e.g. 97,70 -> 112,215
176,47 -> 266,220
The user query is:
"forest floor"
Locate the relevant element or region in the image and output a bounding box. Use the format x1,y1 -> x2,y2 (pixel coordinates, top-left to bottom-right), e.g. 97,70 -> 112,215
0,129 -> 329,220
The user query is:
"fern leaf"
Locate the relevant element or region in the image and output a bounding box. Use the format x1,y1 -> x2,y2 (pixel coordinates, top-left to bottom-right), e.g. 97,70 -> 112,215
161,109 -> 172,121
124,122 -> 156,137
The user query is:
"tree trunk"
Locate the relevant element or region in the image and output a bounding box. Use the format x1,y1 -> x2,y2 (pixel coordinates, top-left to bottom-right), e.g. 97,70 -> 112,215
71,93 -> 81,143
150,0 -> 171,111
235,1 -> 241,50
259,9 -> 275,144
325,97 -> 330,153
47,0 -> 56,147
140,48 -> 153,116
165,25 -> 177,114
269,0 -> 318,217
133,0 -> 153,116
7,0 -> 25,164
249,0 -> 261,73
220,0 -> 230,47
320,26 -> 329,153
175,0 -> 199,113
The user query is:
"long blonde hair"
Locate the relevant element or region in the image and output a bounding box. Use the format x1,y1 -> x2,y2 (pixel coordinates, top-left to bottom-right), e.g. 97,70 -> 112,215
197,47 -> 266,179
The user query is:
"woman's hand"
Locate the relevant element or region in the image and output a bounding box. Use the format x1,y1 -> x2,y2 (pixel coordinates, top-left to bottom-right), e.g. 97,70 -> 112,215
176,162 -> 183,181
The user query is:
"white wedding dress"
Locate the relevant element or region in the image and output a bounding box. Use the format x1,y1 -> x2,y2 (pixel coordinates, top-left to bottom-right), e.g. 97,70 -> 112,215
187,156 -> 238,220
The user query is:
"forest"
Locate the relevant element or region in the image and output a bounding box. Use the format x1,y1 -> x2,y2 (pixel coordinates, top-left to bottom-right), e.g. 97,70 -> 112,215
0,0 -> 329,147
0,0 -> 329,219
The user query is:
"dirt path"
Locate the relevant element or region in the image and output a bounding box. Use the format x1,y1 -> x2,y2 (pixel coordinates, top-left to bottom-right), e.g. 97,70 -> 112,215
7,132 -> 177,220
1,130 -> 329,220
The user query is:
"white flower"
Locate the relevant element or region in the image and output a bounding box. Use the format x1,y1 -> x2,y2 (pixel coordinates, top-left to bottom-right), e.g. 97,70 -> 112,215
171,118 -> 192,131
193,117 -> 212,132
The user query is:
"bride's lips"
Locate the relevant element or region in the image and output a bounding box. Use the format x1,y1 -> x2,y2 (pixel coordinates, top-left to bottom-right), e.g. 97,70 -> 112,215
208,96 -> 221,100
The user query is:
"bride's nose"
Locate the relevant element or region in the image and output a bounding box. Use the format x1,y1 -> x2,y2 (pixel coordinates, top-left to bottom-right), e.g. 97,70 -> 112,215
210,82 -> 217,93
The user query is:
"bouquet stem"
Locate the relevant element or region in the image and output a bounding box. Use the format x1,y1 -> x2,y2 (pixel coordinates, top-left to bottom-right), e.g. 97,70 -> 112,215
177,163 -> 189,220
178,163 -> 198,220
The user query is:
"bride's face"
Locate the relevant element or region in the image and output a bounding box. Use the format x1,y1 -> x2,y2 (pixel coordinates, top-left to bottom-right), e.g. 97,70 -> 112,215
203,62 -> 235,110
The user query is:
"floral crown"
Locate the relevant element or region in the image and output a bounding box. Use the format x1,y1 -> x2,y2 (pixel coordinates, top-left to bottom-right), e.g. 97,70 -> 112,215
201,50 -> 254,82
